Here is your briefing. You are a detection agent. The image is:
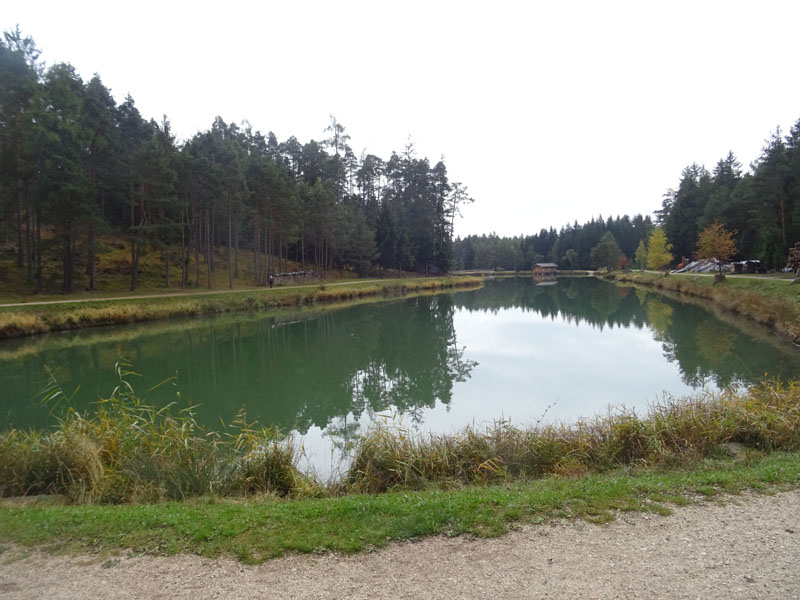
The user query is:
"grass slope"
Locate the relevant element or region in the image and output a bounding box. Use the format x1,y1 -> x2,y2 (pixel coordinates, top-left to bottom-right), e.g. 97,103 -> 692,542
2,452 -> 798,563
0,277 -> 482,339
613,271 -> 800,340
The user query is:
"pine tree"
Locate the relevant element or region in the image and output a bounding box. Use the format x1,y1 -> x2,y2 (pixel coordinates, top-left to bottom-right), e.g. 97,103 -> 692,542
590,232 -> 621,272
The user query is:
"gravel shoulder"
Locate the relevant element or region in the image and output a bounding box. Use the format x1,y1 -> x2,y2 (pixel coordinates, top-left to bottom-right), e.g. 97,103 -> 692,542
1,490 -> 798,600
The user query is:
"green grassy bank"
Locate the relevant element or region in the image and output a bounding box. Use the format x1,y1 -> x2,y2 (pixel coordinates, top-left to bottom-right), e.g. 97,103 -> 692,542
612,271 -> 800,340
2,452 -> 798,563
1,373 -> 799,564
0,277 -> 482,339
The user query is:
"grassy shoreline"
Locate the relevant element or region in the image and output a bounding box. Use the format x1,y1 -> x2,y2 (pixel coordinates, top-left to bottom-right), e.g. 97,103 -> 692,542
2,377 -> 799,500
0,277 -> 482,340
2,452 -> 798,562
611,271 -> 800,341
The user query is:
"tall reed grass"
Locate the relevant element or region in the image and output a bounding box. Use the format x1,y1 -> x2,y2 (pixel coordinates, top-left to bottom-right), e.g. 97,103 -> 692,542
346,381 -> 800,493
3,372 -> 798,502
0,363 -> 307,503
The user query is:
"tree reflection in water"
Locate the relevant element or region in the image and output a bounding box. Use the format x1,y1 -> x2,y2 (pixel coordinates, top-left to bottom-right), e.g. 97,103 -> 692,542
453,277 -> 800,389
1,277 -> 798,437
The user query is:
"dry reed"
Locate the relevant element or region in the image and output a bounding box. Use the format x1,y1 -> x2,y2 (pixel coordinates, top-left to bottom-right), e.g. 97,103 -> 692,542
346,381 -> 800,493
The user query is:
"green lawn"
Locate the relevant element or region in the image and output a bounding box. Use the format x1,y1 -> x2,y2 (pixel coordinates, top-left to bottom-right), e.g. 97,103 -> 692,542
2,452 -> 798,563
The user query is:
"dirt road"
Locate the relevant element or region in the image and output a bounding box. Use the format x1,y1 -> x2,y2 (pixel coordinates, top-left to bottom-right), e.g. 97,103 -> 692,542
1,490 -> 798,599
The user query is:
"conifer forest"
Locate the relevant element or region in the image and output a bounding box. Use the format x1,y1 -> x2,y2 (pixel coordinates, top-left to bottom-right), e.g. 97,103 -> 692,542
2,28 -> 800,292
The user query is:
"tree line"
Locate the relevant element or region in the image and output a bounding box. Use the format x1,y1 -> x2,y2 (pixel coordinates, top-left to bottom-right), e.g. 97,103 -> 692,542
454,117 -> 800,273
5,28 -> 798,290
657,132 -> 800,269
453,214 -> 655,271
0,29 -> 473,292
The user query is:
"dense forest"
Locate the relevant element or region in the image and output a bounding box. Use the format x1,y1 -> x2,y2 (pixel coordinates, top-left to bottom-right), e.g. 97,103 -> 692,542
454,128 -> 800,272
3,29 -> 800,292
453,214 -> 655,272
0,29 -> 472,292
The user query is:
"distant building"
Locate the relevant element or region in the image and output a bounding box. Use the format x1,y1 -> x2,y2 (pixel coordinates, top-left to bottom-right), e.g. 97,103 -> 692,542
532,263 -> 558,277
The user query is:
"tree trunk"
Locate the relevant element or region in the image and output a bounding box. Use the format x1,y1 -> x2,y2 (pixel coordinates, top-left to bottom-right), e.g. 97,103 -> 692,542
129,181 -> 138,292
206,209 -> 212,288
34,208 -> 42,293
209,201 -> 215,272
87,226 -> 96,290
234,222 -> 240,279
164,246 -> 171,287
253,213 -> 260,285
179,205 -> 187,288
266,227 -> 273,276
25,205 -> 33,283
227,194 -> 233,289
130,241 -> 139,291
194,208 -> 200,288
779,174 -> 787,248
16,178 -> 24,268
63,224 -> 74,294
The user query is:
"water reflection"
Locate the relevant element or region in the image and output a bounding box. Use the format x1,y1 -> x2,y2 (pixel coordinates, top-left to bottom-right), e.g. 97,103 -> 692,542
0,295 -> 477,432
0,278 -> 798,437
454,277 -> 799,389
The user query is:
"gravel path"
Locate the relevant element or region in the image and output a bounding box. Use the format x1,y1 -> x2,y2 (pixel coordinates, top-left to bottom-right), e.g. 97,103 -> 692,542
0,279 -> 388,308
1,490 -> 798,599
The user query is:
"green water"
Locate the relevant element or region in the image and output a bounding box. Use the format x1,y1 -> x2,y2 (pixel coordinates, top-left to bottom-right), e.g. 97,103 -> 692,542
2,277 -> 799,468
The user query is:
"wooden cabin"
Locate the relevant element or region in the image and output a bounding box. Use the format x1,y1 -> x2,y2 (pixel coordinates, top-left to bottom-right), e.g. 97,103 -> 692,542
532,263 -> 558,277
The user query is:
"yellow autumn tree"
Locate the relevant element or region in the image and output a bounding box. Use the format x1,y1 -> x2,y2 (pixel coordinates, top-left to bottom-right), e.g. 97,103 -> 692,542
646,228 -> 673,272
695,223 -> 737,277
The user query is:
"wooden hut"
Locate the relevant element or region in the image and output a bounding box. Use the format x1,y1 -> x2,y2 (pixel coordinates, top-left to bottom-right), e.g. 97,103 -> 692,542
532,263 -> 558,277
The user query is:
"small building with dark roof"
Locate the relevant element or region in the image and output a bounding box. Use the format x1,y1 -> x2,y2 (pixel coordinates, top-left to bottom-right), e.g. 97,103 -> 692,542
532,263 -> 558,277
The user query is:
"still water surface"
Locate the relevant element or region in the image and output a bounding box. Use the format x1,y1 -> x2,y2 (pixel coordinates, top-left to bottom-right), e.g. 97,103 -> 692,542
2,277 -> 799,472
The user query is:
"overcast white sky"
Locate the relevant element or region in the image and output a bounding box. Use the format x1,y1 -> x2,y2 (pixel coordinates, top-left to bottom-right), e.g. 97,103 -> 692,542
5,0 -> 800,238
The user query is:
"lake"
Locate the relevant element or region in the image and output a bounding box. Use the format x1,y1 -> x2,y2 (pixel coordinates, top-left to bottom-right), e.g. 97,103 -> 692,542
2,277 -> 799,474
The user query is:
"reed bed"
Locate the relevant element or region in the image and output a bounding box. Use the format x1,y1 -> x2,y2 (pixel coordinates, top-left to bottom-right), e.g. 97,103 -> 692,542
346,380 -> 800,493
0,364 -> 309,503
2,378 -> 799,503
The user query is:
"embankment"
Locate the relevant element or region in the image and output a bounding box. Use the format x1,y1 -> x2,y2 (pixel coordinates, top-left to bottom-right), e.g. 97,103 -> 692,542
611,272 -> 800,341
0,277 -> 482,340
